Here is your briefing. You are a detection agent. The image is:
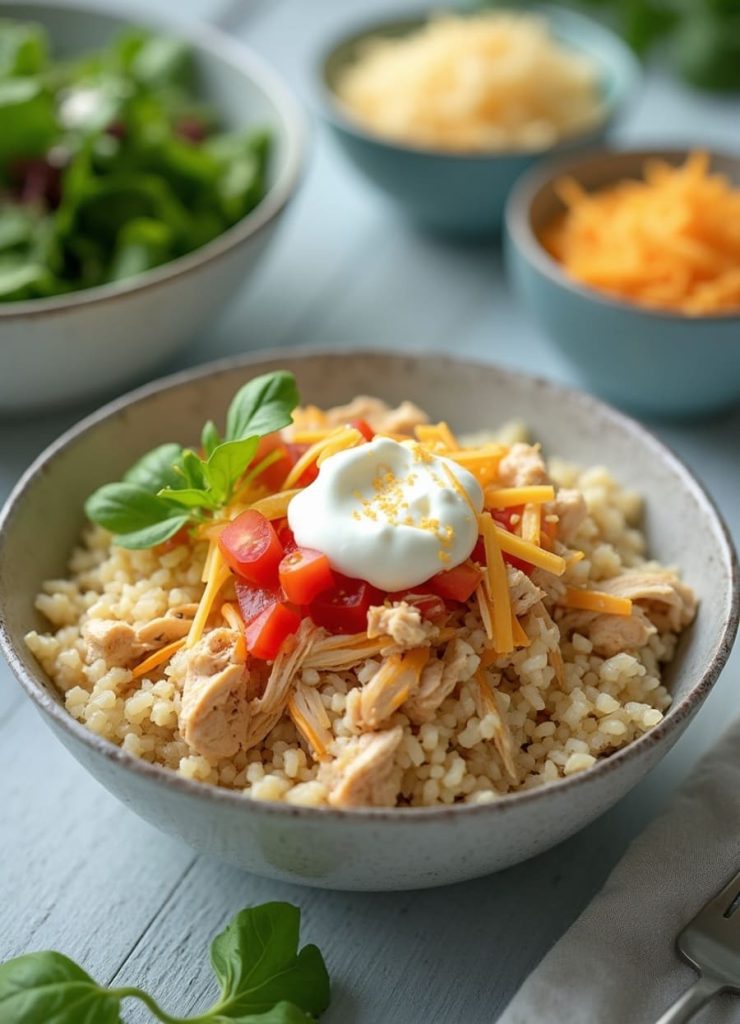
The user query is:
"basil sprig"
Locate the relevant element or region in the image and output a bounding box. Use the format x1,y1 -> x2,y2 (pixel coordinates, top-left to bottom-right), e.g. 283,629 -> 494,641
85,371 -> 299,549
0,902 -> 330,1023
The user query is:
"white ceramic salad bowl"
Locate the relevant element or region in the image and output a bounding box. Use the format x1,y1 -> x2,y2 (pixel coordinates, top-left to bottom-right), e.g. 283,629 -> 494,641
0,350 -> 736,890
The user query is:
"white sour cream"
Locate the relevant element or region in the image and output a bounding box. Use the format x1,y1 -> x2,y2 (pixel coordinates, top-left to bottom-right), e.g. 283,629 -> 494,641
287,437 -> 484,591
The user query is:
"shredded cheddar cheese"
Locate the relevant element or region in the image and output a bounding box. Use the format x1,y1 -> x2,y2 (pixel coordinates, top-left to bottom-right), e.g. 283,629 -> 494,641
187,543 -> 231,646
542,151 -> 740,315
131,637 -> 186,680
494,525 -> 566,576
282,427 -> 363,489
511,615 -> 530,648
484,484 -> 555,508
562,587 -> 633,616
479,512 -> 514,654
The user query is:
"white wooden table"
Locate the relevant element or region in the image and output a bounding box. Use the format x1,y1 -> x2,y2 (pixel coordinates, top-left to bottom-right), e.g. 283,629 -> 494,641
2,2 -> 739,1021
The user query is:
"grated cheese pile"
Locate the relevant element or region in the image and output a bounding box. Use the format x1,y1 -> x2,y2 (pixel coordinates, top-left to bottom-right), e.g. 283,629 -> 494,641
334,12 -> 604,153
541,151 -> 740,315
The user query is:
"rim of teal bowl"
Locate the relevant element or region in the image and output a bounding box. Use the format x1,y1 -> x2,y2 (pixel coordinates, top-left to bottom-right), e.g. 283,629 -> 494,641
0,0 -> 308,319
0,347 -> 737,824
505,144 -> 740,323
316,2 -> 642,161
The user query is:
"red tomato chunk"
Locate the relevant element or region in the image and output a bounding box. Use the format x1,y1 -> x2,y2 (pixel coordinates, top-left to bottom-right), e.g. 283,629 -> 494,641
245,602 -> 301,661
309,574 -> 382,635
387,589 -> 448,621
251,433 -> 293,491
279,547 -> 335,605
349,418 -> 375,441
235,580 -> 281,625
429,562 -> 482,603
219,510 -> 284,587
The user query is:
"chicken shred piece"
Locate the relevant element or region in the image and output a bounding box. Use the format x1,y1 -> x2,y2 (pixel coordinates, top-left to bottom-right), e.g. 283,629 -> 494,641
323,396 -> 428,436
134,604 -> 199,646
360,648 -> 429,729
319,726 -> 403,808
507,567 -> 546,617
550,488 -> 588,544
179,627 -> 249,759
404,638 -> 474,724
83,619 -> 143,667
366,602 -> 436,649
598,570 -> 697,633
245,619 -> 317,751
497,443 -> 548,487
588,606 -> 657,657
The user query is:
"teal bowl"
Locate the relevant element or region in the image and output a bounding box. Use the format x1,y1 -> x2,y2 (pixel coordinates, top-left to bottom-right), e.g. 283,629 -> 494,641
504,148 -> 740,418
317,5 -> 640,236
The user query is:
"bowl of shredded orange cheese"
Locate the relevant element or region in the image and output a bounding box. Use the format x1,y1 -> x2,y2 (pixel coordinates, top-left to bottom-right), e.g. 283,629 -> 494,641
505,148 -> 740,417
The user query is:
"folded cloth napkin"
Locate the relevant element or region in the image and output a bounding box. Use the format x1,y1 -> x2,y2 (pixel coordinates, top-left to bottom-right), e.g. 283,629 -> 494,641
499,717 -> 740,1024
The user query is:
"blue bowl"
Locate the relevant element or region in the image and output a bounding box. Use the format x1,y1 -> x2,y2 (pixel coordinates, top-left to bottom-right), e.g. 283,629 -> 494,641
504,147 -> 740,418
317,4 -> 640,236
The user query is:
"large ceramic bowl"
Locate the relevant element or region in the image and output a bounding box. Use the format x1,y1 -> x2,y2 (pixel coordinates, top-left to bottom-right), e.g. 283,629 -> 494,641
317,4 -> 640,235
0,351 -> 736,890
504,148 -> 740,418
0,0 -> 306,414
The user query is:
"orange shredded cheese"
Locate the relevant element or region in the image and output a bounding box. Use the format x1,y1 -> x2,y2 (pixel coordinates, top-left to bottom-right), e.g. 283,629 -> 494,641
441,461 -> 479,520
282,427 -> 363,489
511,615 -> 530,648
494,525 -> 566,576
561,587 -> 633,616
131,638 -> 186,680
479,513 -> 514,654
541,151 -> 740,315
484,484 -> 555,508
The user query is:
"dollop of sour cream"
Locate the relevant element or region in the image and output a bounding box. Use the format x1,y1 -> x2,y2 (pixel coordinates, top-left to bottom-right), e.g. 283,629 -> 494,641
287,437 -> 484,591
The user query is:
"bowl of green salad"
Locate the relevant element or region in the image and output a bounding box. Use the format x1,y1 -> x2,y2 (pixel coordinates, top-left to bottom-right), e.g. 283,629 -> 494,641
0,1 -> 306,413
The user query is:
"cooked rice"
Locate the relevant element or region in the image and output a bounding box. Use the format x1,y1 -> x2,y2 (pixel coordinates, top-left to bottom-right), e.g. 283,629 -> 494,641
26,454 -> 687,809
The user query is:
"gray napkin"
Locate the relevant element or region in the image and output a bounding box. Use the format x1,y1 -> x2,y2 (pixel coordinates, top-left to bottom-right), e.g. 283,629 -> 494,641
499,717 -> 740,1024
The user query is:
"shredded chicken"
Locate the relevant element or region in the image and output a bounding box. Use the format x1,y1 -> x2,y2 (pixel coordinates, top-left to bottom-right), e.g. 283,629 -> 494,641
404,638 -> 474,724
497,443 -> 548,487
507,567 -> 546,617
134,604 -> 199,645
323,396 -> 428,436
598,570 -> 697,633
558,605 -> 657,657
366,602 -> 437,649
245,619 -> 317,750
360,648 -> 429,729
319,726 -> 403,808
550,488 -> 588,544
179,627 -> 249,759
83,619 -> 142,667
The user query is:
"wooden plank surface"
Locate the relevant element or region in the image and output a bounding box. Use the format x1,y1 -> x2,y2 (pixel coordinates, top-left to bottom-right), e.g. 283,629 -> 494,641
2,2 -> 740,1022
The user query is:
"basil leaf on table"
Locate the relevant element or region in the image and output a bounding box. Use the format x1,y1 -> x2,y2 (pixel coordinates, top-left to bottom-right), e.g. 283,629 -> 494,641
225,371 -> 300,442
0,951 -> 122,1024
0,903 -> 331,1023
208,903 -> 330,1019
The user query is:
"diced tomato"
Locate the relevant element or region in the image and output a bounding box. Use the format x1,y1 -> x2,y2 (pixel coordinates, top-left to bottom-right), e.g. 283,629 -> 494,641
279,547 -> 335,605
471,538 -> 486,565
308,574 -> 382,635
276,522 -> 297,554
429,562 -> 482,603
219,510 -> 284,587
387,590 -> 449,621
285,442 -> 319,486
491,505 -> 524,531
349,418 -> 375,441
251,433 -> 292,491
245,602 -> 301,661
235,580 -> 281,625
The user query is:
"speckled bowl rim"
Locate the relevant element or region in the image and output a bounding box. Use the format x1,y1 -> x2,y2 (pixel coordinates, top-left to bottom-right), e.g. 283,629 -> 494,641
0,348 -> 737,825
315,3 -> 641,161
0,0 -> 308,320
505,145 -> 740,323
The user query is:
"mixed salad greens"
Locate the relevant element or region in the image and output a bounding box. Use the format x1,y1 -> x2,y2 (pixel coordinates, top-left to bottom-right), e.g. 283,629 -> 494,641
0,19 -> 271,303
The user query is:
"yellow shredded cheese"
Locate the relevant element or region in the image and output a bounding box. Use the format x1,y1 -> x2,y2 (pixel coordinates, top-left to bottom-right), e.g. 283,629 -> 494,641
511,615 -> 530,648
484,484 -> 555,508
187,543 -> 231,647
446,445 -> 506,486
494,525 -> 566,576
561,587 -> 633,616
131,638 -> 186,680
281,427 -> 363,489
249,489 -> 300,520
480,513 -> 514,654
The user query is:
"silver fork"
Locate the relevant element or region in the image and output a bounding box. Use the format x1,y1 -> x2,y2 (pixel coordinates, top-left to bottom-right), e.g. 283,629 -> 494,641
657,867 -> 740,1023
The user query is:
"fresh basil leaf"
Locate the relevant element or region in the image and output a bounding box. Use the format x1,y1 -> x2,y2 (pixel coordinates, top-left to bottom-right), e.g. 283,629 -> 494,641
219,1002 -> 316,1024
204,436 -> 259,504
225,372 -> 299,442
112,515 -> 190,550
123,442 -> 184,493
209,903 -> 330,1019
84,481 -> 176,534
179,448 -> 207,489
0,951 -> 121,1024
156,486 -> 218,510
202,420 -> 221,458
0,19 -> 49,78
0,77 -> 56,168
